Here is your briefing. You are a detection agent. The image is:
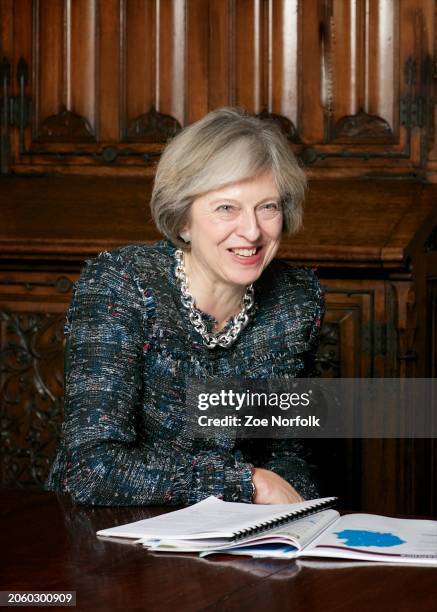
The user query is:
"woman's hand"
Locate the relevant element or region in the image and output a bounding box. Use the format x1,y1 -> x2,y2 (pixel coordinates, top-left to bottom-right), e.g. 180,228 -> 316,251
252,467 -> 304,504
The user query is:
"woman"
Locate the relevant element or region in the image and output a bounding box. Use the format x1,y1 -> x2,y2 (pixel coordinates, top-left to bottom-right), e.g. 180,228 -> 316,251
46,107 -> 324,506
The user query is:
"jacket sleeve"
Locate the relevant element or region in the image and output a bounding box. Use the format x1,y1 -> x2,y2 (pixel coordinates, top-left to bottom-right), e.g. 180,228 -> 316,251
234,434 -> 319,500
258,439 -> 320,500
302,268 -> 325,378
57,251 -> 253,506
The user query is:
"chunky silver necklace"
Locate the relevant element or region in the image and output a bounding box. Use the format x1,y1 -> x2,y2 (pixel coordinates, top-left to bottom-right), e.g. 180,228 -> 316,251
174,249 -> 255,349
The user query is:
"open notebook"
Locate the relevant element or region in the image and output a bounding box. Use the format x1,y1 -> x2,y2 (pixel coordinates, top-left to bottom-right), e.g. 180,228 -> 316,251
97,496 -> 437,564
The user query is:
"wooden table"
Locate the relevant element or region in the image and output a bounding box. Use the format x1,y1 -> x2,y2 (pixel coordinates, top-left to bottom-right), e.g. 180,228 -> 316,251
1,489 -> 437,611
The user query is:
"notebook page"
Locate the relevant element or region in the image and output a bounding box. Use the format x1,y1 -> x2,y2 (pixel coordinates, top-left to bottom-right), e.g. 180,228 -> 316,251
232,508 -> 340,550
302,513 -> 437,564
147,509 -> 339,553
97,496 -> 335,541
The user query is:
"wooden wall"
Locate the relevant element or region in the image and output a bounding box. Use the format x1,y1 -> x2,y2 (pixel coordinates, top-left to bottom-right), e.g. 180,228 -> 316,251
1,0 -> 436,179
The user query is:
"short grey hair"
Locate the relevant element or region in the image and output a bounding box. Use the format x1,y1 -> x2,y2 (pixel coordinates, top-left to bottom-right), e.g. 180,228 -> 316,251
150,107 -> 307,249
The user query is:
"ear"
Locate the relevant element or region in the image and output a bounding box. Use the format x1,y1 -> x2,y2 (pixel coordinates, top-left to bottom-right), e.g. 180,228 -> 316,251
179,208 -> 192,243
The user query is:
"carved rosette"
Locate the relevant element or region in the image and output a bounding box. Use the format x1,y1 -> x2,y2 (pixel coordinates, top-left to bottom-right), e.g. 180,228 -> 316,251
0,311 -> 65,487
333,110 -> 394,142
39,105 -> 95,141
126,106 -> 182,142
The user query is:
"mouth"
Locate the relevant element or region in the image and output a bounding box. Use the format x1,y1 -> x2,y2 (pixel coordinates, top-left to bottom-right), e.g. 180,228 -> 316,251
228,246 -> 262,258
227,246 -> 264,266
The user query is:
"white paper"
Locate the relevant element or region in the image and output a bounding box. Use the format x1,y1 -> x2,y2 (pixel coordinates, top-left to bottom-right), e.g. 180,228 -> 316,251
96,495 -> 336,541
150,509 -> 339,553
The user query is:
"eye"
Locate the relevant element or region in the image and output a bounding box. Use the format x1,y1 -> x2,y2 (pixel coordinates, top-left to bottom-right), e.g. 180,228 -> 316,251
260,202 -> 280,211
216,203 -> 236,213
257,202 -> 282,217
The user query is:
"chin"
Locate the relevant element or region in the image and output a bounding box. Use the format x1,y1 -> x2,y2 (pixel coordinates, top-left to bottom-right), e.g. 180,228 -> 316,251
226,268 -> 264,286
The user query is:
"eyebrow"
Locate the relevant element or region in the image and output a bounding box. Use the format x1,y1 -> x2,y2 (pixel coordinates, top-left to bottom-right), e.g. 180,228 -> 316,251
209,196 -> 280,206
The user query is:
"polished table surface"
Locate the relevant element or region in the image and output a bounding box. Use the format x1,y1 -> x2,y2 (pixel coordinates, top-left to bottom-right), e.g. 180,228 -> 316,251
2,488 -> 437,612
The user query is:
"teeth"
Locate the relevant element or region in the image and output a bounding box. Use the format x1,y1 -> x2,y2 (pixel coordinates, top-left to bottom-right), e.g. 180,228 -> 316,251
232,248 -> 257,257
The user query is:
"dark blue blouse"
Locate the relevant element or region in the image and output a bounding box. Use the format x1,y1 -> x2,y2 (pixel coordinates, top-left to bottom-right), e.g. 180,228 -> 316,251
46,240 -> 324,505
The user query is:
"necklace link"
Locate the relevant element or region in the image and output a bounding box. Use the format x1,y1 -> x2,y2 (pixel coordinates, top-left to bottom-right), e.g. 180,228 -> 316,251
174,249 -> 254,349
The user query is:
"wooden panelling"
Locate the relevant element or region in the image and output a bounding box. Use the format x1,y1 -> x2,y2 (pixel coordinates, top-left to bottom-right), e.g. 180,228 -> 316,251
322,284 -> 383,378
98,0 -> 120,142
158,0 -> 185,125
124,0 -> 157,133
367,0 -> 397,132
208,0 -> 234,110
272,0 -> 299,128
328,0 -> 397,141
361,437 -> 435,516
69,0 -> 97,136
34,0 -> 65,138
234,0 -> 263,111
0,271 -> 75,487
1,0 -> 435,176
186,0 -> 209,123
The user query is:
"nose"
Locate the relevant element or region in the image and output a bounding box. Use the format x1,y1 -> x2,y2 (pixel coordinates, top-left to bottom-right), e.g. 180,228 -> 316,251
235,209 -> 262,242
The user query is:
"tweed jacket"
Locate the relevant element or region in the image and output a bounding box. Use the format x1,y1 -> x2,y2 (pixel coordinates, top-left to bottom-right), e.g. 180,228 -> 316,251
46,239 -> 324,506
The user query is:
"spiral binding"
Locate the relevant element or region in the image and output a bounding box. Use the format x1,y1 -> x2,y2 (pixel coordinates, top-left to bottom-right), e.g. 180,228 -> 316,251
232,497 -> 337,542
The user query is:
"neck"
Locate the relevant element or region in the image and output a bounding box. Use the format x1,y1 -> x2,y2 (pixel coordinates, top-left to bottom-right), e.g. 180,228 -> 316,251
183,251 -> 246,330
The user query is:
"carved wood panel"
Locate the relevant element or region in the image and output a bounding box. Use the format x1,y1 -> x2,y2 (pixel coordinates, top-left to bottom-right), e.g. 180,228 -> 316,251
320,282 -> 386,378
1,0 -> 435,176
0,272 -> 75,487
0,309 -> 65,487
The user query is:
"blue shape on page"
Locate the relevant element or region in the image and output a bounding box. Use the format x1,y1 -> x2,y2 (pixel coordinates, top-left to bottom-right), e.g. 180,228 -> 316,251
334,530 -> 406,548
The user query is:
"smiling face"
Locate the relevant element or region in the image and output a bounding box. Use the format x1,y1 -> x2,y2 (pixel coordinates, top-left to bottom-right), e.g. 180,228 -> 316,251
182,169 -> 283,288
